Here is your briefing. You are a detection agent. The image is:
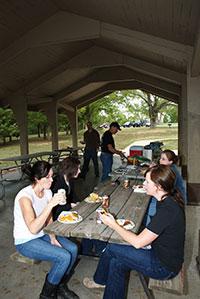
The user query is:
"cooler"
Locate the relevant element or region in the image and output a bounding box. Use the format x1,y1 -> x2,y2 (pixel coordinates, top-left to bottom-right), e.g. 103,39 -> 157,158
143,149 -> 153,161
129,145 -> 143,157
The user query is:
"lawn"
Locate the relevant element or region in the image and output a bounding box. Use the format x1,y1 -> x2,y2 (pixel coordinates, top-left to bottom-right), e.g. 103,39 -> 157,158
0,126 -> 178,166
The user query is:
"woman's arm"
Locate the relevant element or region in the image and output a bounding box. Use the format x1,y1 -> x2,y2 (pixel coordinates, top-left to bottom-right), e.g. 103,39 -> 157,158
19,194 -> 63,234
100,213 -> 158,248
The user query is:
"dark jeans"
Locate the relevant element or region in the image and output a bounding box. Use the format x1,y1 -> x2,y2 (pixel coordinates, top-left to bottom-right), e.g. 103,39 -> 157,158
81,148 -> 99,177
100,152 -> 113,182
81,238 -> 107,256
94,243 -> 176,299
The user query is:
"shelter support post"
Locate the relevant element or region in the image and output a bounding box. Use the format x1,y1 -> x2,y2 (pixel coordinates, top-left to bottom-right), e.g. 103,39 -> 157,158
179,75 -> 188,179
185,72 -> 200,204
66,108 -> 78,148
41,101 -> 59,151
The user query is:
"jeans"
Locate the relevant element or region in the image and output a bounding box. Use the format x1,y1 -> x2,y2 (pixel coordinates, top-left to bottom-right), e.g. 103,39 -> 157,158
100,152 -> 113,182
81,148 -> 99,177
94,243 -> 176,299
16,234 -> 78,285
145,197 -> 157,226
81,238 -> 107,256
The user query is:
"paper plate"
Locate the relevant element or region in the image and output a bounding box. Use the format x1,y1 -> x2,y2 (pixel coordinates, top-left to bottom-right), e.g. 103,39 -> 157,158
58,211 -> 82,224
116,219 -> 135,230
84,196 -> 103,203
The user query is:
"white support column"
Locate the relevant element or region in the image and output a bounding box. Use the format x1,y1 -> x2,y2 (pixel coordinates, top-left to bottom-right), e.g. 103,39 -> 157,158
10,97 -> 29,155
41,101 -> 59,151
66,108 -> 78,148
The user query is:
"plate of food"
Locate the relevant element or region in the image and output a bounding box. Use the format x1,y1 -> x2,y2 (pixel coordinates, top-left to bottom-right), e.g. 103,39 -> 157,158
133,185 -> 146,193
84,192 -> 103,203
116,219 -> 135,230
58,211 -> 82,224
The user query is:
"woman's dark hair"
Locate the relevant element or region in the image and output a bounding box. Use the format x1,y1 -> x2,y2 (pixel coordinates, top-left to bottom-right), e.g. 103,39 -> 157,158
161,149 -> 178,164
28,160 -> 52,183
60,157 -> 80,180
145,165 -> 184,209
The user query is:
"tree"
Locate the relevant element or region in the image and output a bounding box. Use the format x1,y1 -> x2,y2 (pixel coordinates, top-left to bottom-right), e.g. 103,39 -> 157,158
0,108 -> 19,144
28,111 -> 48,139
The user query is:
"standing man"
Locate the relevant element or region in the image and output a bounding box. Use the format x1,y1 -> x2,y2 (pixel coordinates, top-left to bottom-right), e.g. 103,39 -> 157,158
100,121 -> 123,182
80,121 -> 100,179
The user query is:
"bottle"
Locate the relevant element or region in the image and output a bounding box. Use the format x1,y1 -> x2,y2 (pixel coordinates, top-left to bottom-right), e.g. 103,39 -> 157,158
102,195 -> 110,209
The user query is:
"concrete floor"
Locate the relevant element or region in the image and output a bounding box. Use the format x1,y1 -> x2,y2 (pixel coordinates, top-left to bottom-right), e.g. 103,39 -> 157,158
0,158 -> 200,299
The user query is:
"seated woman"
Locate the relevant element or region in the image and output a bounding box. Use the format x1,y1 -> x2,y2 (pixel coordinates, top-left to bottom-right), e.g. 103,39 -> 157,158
13,160 -> 79,299
51,157 -> 81,221
146,149 -> 187,225
83,165 -> 185,299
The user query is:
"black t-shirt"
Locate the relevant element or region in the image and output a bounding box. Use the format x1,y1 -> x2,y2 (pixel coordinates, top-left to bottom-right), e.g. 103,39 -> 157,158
51,174 -> 78,221
101,130 -> 115,154
147,196 -> 185,274
84,129 -> 100,149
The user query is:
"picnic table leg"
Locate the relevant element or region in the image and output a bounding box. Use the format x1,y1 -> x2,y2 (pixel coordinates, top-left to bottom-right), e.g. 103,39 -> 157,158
138,273 -> 155,299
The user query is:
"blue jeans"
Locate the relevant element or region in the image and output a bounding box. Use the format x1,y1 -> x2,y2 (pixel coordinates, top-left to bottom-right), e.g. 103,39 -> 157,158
81,148 -> 99,177
94,243 -> 176,299
100,152 -> 113,182
81,238 -> 107,256
16,234 -> 78,285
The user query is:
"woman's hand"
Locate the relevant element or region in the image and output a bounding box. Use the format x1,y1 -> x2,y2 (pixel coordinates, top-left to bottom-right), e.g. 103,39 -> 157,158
100,212 -> 117,229
48,193 -> 64,208
50,234 -> 62,247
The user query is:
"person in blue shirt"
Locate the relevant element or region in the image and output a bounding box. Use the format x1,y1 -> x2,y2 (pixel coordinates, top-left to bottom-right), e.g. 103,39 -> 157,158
145,149 -> 187,225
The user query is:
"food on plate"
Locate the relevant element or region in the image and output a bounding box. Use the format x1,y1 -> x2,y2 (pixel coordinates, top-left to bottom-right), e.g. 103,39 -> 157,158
116,219 -> 135,230
84,192 -> 103,203
89,192 -> 99,201
59,211 -> 79,223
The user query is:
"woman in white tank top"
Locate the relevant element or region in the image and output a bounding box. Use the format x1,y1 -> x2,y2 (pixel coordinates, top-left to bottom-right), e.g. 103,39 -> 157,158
13,160 -> 79,299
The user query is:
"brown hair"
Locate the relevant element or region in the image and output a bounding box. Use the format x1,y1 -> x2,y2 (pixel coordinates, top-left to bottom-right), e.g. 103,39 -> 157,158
60,157 -> 80,180
161,149 -> 178,164
145,165 -> 184,209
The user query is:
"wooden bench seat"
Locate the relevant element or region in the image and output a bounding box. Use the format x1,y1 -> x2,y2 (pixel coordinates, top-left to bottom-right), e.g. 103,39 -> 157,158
10,252 -> 41,265
148,265 -> 185,295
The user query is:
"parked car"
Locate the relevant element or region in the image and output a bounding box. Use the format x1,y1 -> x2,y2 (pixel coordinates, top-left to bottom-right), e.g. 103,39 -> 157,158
122,121 -> 133,128
99,123 -> 109,128
132,120 -> 142,127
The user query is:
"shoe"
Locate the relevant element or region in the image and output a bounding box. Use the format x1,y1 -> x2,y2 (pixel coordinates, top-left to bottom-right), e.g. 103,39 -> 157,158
57,283 -> 79,299
83,277 -> 105,289
39,275 -> 57,298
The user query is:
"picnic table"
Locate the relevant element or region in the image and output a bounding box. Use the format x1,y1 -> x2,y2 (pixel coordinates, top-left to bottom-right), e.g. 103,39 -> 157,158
44,181 -> 150,245
109,165 -> 145,181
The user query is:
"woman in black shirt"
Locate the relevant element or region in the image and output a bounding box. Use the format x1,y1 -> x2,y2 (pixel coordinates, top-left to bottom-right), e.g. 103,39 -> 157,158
83,165 -> 185,299
51,157 -> 80,220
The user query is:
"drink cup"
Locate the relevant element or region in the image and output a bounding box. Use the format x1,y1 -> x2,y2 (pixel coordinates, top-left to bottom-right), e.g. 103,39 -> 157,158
96,208 -> 103,224
123,179 -> 130,189
57,189 -> 66,205
102,195 -> 110,209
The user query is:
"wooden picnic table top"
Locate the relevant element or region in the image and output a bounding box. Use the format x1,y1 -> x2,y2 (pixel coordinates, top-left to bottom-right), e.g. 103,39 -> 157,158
0,151 -> 57,164
109,165 -> 145,181
44,181 -> 150,245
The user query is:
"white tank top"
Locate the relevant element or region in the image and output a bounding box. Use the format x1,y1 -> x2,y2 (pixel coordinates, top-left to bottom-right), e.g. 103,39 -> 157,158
13,185 -> 52,245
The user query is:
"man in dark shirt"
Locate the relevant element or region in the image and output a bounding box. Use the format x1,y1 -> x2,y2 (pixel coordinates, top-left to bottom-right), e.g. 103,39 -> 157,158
80,121 -> 100,179
100,121 -> 123,182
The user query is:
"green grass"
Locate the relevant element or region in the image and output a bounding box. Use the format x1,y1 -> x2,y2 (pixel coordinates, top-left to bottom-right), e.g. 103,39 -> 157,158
0,127 -> 178,166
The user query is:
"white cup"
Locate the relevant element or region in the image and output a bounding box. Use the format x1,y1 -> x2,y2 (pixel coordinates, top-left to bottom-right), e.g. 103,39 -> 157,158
57,189 -> 66,205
